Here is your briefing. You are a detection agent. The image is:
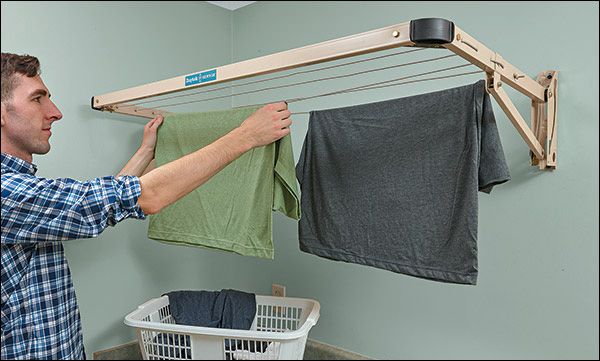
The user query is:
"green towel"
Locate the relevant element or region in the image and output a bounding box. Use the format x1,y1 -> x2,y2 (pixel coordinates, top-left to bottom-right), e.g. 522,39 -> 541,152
147,106 -> 300,259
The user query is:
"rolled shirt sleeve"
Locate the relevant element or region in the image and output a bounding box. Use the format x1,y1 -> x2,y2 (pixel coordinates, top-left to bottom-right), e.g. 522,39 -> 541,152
1,174 -> 145,243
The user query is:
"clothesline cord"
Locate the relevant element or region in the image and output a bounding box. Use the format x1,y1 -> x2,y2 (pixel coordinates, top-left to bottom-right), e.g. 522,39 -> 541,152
124,52 -> 456,109
141,55 -> 465,110
286,64 -> 474,103
235,64 -> 480,112
287,70 -> 482,115
124,48 -> 428,108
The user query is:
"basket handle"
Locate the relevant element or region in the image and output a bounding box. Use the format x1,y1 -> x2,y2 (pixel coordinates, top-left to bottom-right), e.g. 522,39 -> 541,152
136,297 -> 160,310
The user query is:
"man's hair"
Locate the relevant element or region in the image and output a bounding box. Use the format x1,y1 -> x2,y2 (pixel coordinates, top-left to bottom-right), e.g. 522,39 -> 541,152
1,52 -> 40,102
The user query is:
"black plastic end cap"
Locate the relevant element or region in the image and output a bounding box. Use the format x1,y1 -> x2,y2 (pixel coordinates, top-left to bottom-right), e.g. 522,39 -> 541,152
91,96 -> 101,111
410,18 -> 455,45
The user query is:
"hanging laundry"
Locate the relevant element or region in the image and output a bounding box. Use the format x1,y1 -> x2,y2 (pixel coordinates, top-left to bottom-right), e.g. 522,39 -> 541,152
148,106 -> 300,259
296,80 -> 510,285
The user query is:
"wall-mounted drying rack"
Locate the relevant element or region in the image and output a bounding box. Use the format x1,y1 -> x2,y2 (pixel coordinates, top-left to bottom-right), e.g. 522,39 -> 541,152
91,18 -> 558,170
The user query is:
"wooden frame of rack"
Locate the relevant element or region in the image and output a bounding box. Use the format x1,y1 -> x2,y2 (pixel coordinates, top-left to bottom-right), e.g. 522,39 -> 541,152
91,18 -> 558,170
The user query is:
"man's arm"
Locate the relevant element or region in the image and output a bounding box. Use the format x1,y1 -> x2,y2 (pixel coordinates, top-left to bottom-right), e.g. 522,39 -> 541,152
0,173 -> 144,243
1,116 -> 160,244
117,115 -> 164,177
136,102 -> 292,215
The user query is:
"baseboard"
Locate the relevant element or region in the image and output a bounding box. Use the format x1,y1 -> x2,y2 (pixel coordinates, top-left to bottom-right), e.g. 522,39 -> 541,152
92,340 -> 141,360
303,339 -> 373,360
93,338 -> 373,360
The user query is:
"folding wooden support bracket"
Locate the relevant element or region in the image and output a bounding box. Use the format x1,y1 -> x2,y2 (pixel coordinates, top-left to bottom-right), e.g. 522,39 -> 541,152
91,18 -> 559,170
485,71 -> 558,170
444,23 -> 558,170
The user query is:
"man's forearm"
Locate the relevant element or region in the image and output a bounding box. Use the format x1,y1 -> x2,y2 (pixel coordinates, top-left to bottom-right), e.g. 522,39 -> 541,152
117,147 -> 155,178
136,128 -> 253,214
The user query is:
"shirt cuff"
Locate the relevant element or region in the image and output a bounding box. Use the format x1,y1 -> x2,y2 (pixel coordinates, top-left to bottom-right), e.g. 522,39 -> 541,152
115,175 -> 146,221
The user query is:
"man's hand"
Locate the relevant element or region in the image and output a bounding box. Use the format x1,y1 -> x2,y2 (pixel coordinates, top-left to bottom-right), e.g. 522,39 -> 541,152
140,115 -> 164,154
117,114 -> 163,178
236,102 -> 292,149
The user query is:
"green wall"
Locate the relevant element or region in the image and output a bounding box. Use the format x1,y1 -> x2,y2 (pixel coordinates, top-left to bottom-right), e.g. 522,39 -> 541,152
2,1 -> 598,359
232,2 -> 599,359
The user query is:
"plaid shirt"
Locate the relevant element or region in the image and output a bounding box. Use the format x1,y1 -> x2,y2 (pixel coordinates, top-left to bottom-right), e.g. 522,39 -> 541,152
1,153 -> 145,360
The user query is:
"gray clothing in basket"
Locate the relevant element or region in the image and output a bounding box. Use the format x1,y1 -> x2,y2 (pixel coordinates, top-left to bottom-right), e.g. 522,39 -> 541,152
165,289 -> 256,329
295,80 -> 510,285
161,289 -> 265,358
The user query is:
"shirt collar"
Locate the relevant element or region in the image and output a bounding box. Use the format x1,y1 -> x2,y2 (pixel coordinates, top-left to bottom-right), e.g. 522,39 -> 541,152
0,152 -> 38,175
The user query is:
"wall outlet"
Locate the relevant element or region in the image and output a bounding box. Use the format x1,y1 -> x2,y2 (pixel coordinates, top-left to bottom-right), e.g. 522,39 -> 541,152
272,283 -> 286,297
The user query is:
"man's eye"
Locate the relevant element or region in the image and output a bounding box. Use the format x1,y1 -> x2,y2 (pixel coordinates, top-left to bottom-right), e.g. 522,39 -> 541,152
32,98 -> 41,103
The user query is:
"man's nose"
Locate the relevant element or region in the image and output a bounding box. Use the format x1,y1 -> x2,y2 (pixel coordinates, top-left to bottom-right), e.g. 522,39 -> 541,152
47,100 -> 63,122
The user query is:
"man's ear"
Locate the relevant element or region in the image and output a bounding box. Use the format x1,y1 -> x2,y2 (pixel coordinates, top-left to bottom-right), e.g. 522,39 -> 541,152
1,102 -> 7,127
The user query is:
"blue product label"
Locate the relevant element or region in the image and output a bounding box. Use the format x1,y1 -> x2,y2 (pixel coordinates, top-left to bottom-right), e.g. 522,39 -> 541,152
184,69 -> 217,86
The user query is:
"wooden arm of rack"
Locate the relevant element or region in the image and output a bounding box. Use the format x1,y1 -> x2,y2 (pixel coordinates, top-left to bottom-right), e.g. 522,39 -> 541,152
444,26 -> 558,169
98,102 -> 172,119
91,21 -> 414,113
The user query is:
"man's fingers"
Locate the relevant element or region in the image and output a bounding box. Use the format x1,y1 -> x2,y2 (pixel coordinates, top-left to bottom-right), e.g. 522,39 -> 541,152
271,101 -> 288,111
279,110 -> 292,120
147,115 -> 164,129
279,127 -> 291,137
152,115 -> 164,128
281,118 -> 292,128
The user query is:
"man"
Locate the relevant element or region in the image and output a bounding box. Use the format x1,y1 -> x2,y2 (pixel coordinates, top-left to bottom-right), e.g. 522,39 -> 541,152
0,52 -> 292,360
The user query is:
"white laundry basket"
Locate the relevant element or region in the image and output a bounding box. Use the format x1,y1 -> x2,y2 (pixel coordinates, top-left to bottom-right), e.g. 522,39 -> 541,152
124,295 -> 320,360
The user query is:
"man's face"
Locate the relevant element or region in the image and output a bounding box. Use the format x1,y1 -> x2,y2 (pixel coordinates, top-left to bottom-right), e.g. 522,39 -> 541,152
0,74 -> 63,161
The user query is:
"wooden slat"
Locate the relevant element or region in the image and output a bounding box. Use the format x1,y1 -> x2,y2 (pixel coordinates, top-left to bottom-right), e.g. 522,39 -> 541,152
99,103 -> 171,119
93,22 -> 413,108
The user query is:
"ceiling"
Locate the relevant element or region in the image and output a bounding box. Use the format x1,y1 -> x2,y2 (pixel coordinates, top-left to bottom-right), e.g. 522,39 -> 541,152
206,1 -> 256,10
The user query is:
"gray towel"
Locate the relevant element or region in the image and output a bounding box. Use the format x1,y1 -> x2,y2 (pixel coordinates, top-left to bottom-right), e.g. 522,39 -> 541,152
296,80 -> 510,285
